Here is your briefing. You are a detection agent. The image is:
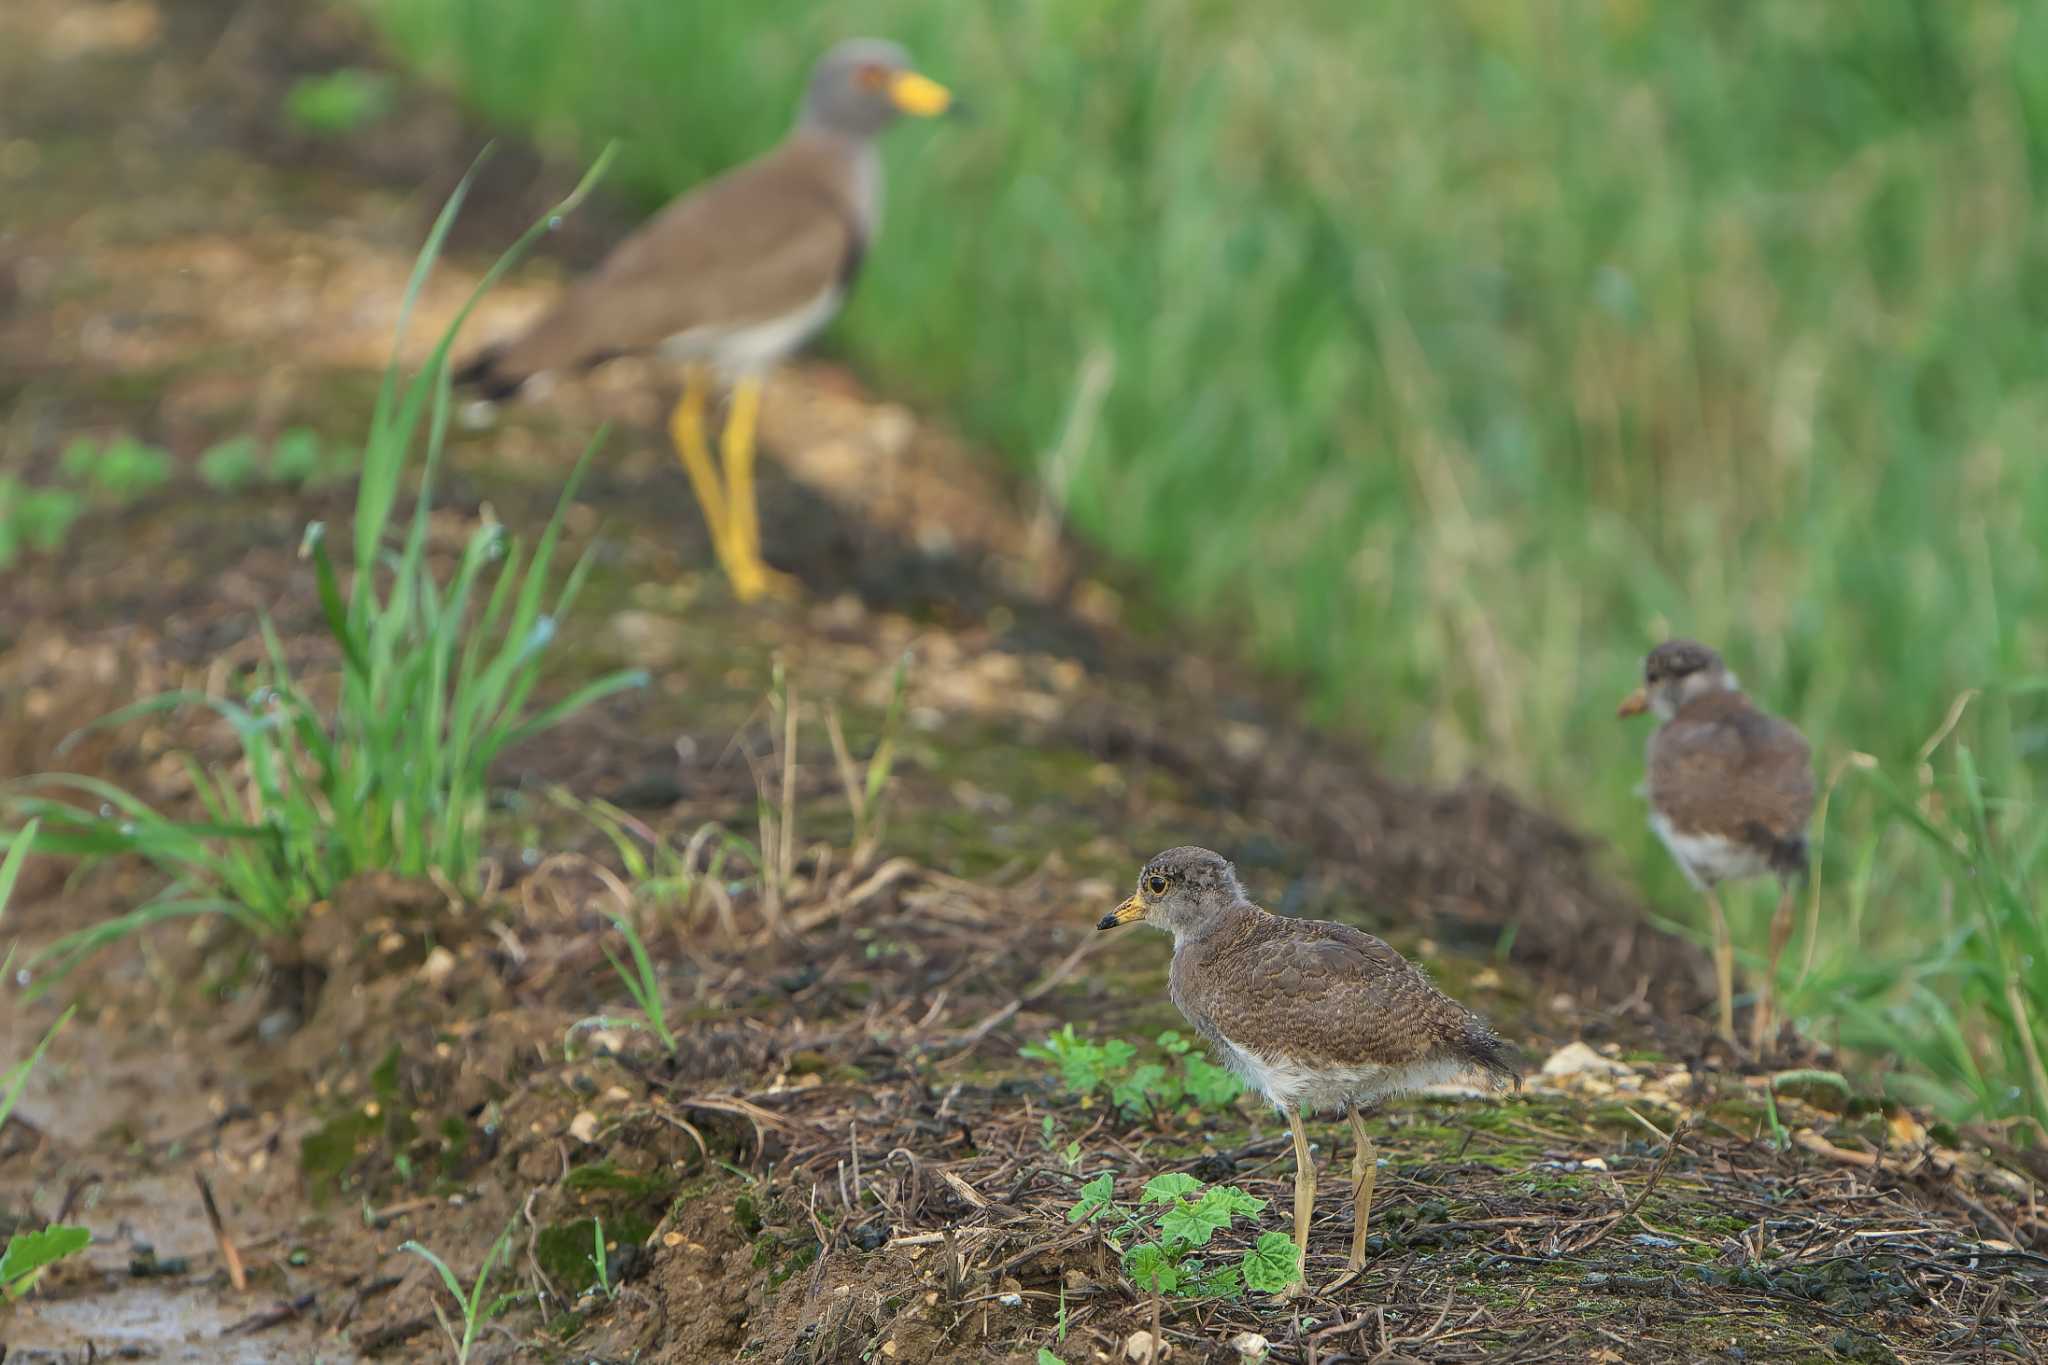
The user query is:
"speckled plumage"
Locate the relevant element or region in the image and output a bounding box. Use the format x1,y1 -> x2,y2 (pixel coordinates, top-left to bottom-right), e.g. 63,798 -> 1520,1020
1099,846 -> 1518,1288
1167,901 -> 1515,1114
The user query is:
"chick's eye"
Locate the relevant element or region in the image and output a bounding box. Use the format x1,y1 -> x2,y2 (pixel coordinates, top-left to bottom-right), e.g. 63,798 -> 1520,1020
1146,875 -> 1168,896
854,62 -> 889,90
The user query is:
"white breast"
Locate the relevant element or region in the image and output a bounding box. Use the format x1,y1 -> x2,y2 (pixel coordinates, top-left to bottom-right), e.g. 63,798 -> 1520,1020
657,285 -> 845,376
1649,811 -> 1771,889
1215,1032 -> 1469,1117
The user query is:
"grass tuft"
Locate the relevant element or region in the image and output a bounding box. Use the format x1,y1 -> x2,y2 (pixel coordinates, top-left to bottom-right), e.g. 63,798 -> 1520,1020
2,148 -> 646,976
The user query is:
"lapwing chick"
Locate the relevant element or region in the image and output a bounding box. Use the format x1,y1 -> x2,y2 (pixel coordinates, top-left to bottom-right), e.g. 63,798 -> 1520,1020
457,39 -> 954,603
1619,639 -> 1815,1049
1099,846 -> 1518,1291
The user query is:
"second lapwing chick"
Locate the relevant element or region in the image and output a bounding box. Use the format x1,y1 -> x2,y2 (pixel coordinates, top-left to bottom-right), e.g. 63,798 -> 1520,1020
1619,639 -> 1815,1049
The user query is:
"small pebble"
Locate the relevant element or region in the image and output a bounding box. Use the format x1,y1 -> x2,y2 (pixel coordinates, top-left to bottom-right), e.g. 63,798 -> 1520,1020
1125,1330 -> 1170,1361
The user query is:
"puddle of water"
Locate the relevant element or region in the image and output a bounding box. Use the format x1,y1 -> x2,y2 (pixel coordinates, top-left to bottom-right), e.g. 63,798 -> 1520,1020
8,1281 -> 359,1362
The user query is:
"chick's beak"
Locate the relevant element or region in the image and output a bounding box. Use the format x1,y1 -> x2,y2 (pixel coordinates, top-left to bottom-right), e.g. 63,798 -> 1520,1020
1097,894 -> 1144,931
1617,687 -> 1648,719
888,70 -> 953,117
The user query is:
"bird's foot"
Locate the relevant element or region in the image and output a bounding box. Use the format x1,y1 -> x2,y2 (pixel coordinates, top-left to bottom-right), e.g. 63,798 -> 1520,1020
1325,1264 -> 1365,1294
1270,1276 -> 1309,1302
728,558 -> 803,604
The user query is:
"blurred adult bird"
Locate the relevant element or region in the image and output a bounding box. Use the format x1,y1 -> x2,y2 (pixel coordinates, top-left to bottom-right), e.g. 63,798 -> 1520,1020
1619,640 -> 1815,1048
457,39 -> 953,602
1100,847 -> 1518,1291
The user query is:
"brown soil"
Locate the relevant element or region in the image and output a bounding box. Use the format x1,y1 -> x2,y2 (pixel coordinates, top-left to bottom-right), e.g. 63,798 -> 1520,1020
1,3 -> 2042,1363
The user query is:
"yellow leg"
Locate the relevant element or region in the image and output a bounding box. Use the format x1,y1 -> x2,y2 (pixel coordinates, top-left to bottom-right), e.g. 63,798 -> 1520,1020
1345,1106 -> 1377,1272
1703,885 -> 1736,1044
1750,881 -> 1797,1053
1280,1105 -> 1314,1294
717,375 -> 799,603
668,374 -> 737,578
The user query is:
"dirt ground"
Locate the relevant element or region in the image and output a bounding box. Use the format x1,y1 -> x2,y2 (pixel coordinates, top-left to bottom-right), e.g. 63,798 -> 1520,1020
2,3 -> 2044,1362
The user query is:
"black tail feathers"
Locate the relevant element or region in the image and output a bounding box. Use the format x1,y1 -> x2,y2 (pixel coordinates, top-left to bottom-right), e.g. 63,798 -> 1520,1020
452,345 -> 524,401
1745,822 -> 1810,881
1773,832 -> 1811,881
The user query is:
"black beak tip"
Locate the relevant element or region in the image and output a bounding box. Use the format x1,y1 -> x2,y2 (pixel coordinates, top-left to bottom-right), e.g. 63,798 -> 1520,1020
1095,913 -> 1120,931
947,98 -> 974,122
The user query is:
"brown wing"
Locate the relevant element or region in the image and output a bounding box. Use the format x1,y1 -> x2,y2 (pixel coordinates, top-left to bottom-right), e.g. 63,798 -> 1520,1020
1191,917 -> 1477,1069
481,137 -> 862,378
1649,692 -> 1815,844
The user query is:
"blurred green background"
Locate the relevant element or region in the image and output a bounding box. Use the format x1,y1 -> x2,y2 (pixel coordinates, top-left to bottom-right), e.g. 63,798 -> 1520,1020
366,0 -> 2048,1126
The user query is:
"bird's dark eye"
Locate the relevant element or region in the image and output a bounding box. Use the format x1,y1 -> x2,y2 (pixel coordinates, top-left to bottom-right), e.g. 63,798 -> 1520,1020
1146,875 -> 1168,896
854,62 -> 890,90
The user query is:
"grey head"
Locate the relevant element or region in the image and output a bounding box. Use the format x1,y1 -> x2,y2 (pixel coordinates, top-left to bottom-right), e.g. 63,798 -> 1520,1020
799,39 -> 953,138
1619,638 -> 1740,722
1099,846 -> 1248,939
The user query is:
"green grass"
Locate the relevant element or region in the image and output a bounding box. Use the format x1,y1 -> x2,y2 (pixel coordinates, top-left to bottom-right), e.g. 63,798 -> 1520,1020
598,909 -> 679,1055
400,1218 -> 523,1365
364,1 -> 2048,1128
1,152 -> 645,975
1813,691 -> 2048,1134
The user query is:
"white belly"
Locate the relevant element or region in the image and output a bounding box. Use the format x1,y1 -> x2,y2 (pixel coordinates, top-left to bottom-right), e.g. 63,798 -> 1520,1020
657,286 -> 843,375
1216,1032 -> 1468,1116
1650,811 -> 1771,889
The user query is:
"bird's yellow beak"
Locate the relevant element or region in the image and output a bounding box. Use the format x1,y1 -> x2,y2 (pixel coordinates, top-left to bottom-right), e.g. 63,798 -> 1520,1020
1097,894 -> 1145,931
888,71 -> 953,117
1617,688 -> 1648,719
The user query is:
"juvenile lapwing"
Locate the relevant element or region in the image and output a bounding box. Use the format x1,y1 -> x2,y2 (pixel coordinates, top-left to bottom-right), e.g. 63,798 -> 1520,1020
457,39 -> 953,602
1099,847 -> 1518,1291
1619,640 -> 1815,1049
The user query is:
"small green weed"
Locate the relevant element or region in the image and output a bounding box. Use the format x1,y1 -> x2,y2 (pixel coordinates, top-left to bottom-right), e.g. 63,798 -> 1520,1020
0,478 -> 84,570
546,786 -> 760,927
1023,1025 -> 1243,1119
197,428 -> 350,493
597,911 -> 677,1054
824,649 -> 912,865
0,825 -> 74,1132
0,823 -> 91,1303
1068,1170 -> 1298,1298
285,69 -> 397,136
58,435 -> 172,500
588,1217 -> 614,1299
399,1218 -> 522,1365
1038,1114 -> 1082,1170
194,437 -> 264,490
1,1225 -> 91,1303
